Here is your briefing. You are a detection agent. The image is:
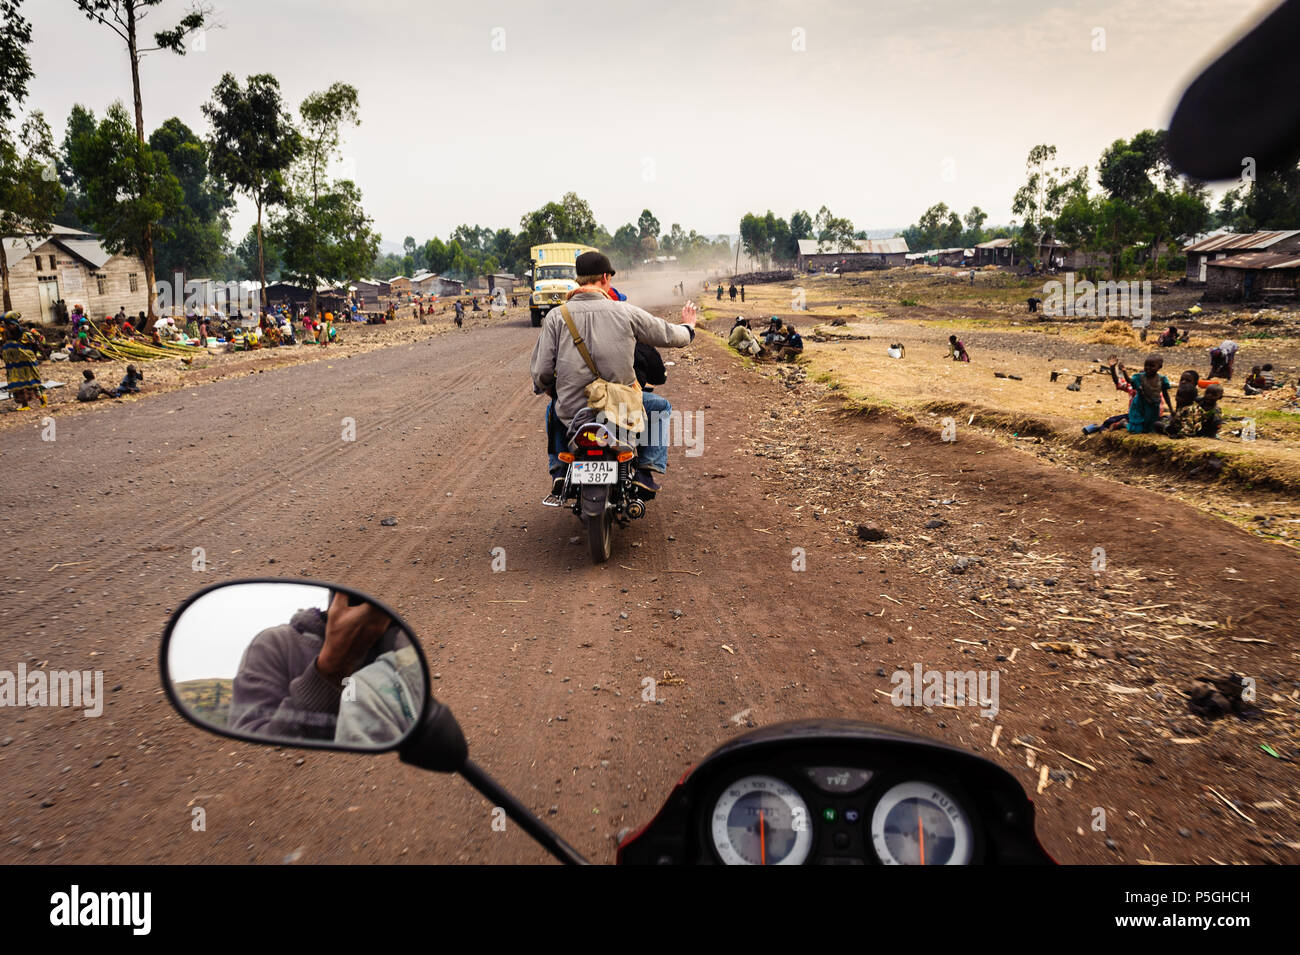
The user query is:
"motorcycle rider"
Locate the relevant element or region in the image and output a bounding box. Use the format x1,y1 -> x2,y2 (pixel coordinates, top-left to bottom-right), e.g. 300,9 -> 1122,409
530,250 -> 696,494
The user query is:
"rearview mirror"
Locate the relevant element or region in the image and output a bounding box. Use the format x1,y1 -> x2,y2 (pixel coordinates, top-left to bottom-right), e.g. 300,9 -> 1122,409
162,579 -> 429,752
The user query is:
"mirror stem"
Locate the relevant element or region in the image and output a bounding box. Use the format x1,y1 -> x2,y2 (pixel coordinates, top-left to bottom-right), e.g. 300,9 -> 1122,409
459,760 -> 590,866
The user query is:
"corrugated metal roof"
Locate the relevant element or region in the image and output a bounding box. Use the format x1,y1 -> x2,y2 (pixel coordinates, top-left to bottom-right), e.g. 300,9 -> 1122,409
58,238 -> 113,269
3,228 -> 117,270
1183,229 -> 1300,253
1205,251 -> 1300,270
797,237 -> 909,255
975,238 -> 1014,248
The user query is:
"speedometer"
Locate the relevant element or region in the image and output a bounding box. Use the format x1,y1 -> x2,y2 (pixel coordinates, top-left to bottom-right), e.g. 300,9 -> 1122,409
870,781 -> 974,865
710,775 -> 813,865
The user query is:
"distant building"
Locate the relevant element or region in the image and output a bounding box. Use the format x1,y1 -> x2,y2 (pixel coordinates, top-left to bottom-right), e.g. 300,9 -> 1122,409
1205,251 -> 1300,302
486,273 -> 516,293
410,270 -> 443,295
2,225 -> 149,323
436,277 -> 464,296
354,279 -> 390,306
388,275 -> 412,297
1183,230 -> 1300,283
974,238 -> 1017,267
797,237 -> 909,271
262,281 -> 345,312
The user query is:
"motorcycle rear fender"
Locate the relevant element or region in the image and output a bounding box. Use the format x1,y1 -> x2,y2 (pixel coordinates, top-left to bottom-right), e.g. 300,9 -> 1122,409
580,484 -> 611,519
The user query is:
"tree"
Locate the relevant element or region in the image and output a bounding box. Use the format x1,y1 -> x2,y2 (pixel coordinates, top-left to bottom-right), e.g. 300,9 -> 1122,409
560,192 -> 598,243
74,1 -> 212,321
1011,144 -> 1088,262
274,178 -> 378,301
1098,129 -> 1210,269
1097,130 -> 1168,205
1215,160 -> 1300,231
0,114 -> 63,312
54,104 -> 97,228
423,237 -> 451,275
0,0 -> 34,130
0,0 -> 64,312
149,117 -> 231,282
813,205 -> 856,251
272,83 -> 377,314
961,206 -> 988,246
63,102 -> 183,314
1055,193 -> 1143,279
902,202 -> 964,252
203,73 -> 302,310
637,209 -> 660,241
235,224 -> 281,281
608,223 -> 640,270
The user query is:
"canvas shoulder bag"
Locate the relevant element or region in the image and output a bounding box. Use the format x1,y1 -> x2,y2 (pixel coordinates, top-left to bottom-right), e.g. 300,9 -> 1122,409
559,304 -> 645,433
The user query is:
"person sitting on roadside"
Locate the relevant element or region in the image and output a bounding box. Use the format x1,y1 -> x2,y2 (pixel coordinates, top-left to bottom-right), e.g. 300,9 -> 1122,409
947,334 -> 970,362
1157,325 -> 1180,347
1244,364 -> 1276,395
70,329 -> 105,362
762,316 -> 786,348
118,363 -> 144,396
776,325 -> 804,361
76,368 -> 110,401
1174,369 -> 1201,409
1126,355 -> 1174,434
1198,383 -> 1225,438
728,317 -> 763,357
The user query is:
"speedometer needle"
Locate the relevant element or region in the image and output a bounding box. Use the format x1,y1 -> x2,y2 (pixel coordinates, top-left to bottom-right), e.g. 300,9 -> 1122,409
918,807 -> 926,866
759,809 -> 767,866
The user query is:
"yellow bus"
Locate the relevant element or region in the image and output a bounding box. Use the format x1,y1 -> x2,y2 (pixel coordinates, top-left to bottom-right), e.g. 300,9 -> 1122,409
529,242 -> 597,326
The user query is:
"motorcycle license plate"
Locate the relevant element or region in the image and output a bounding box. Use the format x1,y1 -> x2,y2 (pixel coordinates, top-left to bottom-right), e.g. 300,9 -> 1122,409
571,461 -> 617,485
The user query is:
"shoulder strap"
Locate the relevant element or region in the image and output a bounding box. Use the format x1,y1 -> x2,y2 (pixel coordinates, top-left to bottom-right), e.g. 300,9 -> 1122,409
559,304 -> 602,378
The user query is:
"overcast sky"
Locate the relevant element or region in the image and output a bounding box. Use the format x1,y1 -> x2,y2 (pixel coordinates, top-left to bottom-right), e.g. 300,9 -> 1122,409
24,0 -> 1278,247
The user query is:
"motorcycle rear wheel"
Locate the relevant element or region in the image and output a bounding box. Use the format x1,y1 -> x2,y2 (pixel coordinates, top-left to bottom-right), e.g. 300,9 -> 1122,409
586,510 -> 612,563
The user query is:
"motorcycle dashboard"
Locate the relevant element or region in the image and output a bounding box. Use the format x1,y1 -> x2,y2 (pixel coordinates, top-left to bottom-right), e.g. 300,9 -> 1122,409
616,720 -> 1053,866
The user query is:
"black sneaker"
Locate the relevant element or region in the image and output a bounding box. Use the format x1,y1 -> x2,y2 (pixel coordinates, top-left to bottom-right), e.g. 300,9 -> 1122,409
631,469 -> 662,493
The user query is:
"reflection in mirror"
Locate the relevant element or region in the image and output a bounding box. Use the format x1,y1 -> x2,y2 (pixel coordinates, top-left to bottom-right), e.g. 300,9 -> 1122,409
167,583 -> 427,750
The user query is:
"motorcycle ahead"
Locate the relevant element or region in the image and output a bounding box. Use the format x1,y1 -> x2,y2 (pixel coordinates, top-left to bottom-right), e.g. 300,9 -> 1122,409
161,577 -> 1055,865
544,416 -> 649,564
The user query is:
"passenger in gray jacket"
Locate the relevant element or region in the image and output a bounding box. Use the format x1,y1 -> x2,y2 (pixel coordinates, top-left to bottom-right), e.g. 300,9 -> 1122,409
529,250 -> 697,494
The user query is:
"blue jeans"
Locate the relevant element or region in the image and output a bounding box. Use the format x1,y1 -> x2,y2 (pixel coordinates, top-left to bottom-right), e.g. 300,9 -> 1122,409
546,392 -> 673,477
639,392 -> 671,473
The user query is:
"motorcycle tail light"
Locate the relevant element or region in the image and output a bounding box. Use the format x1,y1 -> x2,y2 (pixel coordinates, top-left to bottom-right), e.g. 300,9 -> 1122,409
574,427 -> 609,449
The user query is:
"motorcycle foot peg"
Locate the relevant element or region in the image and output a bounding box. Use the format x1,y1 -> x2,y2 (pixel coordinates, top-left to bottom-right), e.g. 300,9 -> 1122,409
542,494 -> 564,507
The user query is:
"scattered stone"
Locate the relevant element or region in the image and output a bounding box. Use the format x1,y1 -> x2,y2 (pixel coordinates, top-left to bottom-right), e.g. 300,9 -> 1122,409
856,524 -> 888,542
380,517 -> 398,526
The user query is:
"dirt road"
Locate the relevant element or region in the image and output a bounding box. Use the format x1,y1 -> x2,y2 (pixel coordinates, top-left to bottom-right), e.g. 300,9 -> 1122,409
1,311 -> 1296,864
